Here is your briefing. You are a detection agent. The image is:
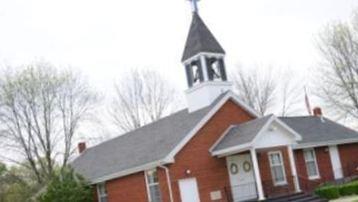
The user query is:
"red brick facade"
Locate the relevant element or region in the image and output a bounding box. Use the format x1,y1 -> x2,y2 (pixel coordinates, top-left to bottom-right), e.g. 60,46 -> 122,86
159,100 -> 254,202
257,146 -> 295,197
294,147 -> 334,192
338,143 -> 358,177
104,172 -> 149,202
292,144 -> 358,192
93,100 -> 254,202
91,99 -> 358,202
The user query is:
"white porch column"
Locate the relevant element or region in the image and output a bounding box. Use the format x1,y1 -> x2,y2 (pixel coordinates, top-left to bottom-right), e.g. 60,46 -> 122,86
288,145 -> 301,192
250,148 -> 265,201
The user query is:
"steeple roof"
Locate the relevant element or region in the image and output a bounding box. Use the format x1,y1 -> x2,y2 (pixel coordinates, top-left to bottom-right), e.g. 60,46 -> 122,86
181,12 -> 225,62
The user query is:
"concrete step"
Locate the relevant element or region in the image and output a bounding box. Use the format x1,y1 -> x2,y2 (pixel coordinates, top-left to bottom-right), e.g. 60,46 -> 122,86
264,192 -> 327,202
265,193 -> 307,202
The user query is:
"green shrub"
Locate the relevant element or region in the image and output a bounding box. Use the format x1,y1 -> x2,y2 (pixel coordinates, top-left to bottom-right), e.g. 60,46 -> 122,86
339,184 -> 356,196
339,181 -> 358,196
315,180 -> 358,199
315,185 -> 340,200
39,167 -> 93,202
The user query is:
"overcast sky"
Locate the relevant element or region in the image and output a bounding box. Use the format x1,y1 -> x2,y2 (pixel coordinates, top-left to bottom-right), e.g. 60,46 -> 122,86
0,0 -> 357,101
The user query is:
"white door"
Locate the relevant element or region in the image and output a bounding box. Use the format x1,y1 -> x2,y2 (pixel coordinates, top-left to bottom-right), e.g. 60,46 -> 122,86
227,154 -> 257,201
329,145 -> 343,179
179,178 -> 200,202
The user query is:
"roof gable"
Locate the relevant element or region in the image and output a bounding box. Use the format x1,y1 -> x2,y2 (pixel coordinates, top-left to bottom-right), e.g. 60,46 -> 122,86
211,115 -> 302,156
72,91 -> 259,183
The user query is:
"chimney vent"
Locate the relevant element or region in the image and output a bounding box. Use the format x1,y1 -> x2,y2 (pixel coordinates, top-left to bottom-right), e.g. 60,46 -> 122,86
313,107 -> 323,117
78,142 -> 86,154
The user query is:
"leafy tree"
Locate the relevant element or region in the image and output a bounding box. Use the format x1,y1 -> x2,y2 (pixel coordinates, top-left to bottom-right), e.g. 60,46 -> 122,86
0,162 -> 39,202
4,183 -> 33,202
0,62 -> 99,183
0,162 -> 7,202
0,162 -> 6,176
38,167 -> 93,202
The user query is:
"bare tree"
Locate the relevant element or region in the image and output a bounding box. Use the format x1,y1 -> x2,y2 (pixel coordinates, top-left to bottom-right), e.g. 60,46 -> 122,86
110,69 -> 178,133
231,66 -> 303,116
316,10 -> 358,119
277,72 -> 303,116
231,67 -> 277,115
0,62 -> 98,183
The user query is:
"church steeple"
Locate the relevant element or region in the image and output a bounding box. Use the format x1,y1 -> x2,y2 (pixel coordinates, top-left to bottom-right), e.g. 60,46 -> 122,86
182,0 -> 232,112
182,12 -> 225,62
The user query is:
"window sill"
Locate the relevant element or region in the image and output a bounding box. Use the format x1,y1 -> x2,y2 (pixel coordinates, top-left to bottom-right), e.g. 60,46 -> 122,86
308,176 -> 320,180
274,181 -> 288,187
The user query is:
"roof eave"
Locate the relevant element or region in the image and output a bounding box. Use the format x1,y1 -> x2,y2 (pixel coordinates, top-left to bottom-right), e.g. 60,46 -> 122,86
293,138 -> 358,149
90,156 -> 174,184
211,143 -> 253,157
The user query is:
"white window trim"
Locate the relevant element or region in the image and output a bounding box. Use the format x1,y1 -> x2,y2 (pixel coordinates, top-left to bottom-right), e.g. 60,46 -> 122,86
303,148 -> 320,180
268,151 -> 287,186
97,182 -> 108,202
145,169 -> 161,202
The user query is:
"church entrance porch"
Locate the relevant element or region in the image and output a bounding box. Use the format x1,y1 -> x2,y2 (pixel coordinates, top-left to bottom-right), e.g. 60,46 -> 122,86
224,146 -> 300,202
210,115 -> 303,201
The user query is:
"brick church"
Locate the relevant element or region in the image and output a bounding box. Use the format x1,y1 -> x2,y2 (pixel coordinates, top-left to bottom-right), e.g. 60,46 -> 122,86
72,1 -> 358,201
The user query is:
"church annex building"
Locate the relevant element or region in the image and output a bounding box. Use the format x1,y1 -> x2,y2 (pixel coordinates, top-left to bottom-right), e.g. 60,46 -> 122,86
72,2 -> 358,202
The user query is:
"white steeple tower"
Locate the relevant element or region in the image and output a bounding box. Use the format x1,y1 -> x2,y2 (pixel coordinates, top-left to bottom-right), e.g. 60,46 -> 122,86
182,0 -> 233,112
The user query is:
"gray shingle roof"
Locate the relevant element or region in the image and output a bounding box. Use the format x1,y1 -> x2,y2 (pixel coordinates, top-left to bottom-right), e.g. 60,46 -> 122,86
212,115 -> 358,153
71,92 -> 229,182
181,13 -> 225,62
279,116 -> 358,145
72,96 -> 358,182
212,115 -> 273,152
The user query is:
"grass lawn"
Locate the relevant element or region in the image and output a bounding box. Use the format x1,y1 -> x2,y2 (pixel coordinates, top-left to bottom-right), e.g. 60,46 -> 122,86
330,195 -> 358,202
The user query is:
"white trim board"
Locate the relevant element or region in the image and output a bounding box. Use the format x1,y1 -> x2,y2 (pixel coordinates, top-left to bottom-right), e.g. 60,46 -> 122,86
91,159 -> 165,184
293,138 -> 358,149
183,52 -> 226,65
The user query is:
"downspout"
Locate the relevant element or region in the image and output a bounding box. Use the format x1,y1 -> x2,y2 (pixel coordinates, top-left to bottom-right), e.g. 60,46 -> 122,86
159,165 -> 174,202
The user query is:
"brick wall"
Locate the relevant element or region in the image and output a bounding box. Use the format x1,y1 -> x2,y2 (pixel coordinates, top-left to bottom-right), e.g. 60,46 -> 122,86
93,186 -> 98,202
93,99 -> 253,202
89,98 -> 358,202
256,146 -> 295,198
294,146 -> 334,192
104,172 -> 149,202
158,100 -> 254,202
338,143 -> 358,177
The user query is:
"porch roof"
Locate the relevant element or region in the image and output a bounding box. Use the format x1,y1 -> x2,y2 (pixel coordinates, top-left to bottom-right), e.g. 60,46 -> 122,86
211,115 -> 358,156
210,115 -> 302,156
211,115 -> 273,152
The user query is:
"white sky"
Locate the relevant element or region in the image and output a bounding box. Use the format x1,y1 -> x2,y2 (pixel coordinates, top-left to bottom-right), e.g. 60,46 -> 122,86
0,0 -> 358,159
0,0 -> 357,105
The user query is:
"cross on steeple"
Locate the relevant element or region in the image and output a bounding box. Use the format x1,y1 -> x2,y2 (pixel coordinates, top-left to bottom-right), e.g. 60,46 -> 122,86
189,0 -> 199,13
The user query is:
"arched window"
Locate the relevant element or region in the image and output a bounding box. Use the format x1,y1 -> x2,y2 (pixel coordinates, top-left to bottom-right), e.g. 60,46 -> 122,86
206,57 -> 227,81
